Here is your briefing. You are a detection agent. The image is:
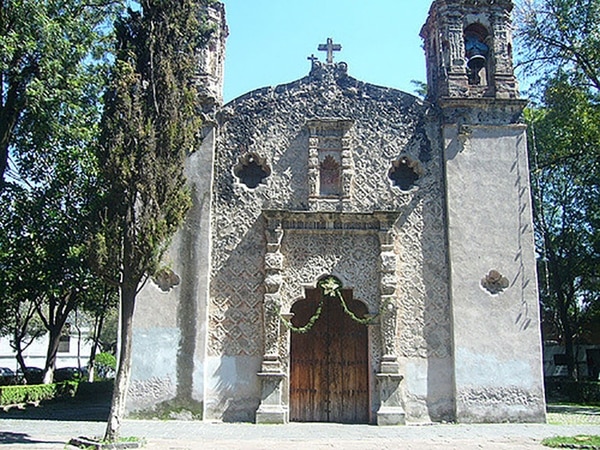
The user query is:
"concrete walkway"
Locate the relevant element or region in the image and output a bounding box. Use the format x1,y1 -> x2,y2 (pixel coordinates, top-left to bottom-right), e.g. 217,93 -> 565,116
1,404 -> 599,449
0,419 -> 599,449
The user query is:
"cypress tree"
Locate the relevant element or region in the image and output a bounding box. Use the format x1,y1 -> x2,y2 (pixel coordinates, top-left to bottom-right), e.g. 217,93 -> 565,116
96,0 -> 212,440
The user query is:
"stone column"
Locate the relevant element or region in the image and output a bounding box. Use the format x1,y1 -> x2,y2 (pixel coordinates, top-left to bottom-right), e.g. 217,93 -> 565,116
256,215 -> 288,424
375,214 -> 405,425
340,134 -> 354,210
307,131 -> 319,208
491,11 -> 519,98
446,13 -> 469,97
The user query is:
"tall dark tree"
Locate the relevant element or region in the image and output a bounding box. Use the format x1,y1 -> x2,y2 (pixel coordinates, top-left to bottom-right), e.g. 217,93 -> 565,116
517,0 -> 600,378
95,0 -> 212,440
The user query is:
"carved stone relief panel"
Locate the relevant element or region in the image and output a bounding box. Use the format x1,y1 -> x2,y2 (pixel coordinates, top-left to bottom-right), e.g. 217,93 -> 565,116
208,209 -> 266,357
280,232 -> 380,312
210,66 -> 441,361
395,194 -> 452,360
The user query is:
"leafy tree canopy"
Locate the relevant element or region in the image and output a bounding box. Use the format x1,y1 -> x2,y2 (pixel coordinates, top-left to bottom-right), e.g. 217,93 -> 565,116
0,0 -> 121,189
518,0 -> 600,377
516,0 -> 600,92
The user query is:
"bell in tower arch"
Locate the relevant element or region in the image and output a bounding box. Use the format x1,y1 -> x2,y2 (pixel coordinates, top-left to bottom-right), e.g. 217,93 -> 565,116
464,24 -> 490,86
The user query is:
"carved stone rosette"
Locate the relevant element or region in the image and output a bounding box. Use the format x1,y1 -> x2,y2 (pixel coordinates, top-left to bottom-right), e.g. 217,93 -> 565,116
256,215 -> 288,424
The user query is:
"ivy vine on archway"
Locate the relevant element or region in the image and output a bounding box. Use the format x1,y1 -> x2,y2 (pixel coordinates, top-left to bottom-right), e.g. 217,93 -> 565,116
282,276 -> 378,334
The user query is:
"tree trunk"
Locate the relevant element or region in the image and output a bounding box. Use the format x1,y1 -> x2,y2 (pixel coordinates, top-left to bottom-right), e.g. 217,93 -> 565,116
87,313 -> 104,382
0,76 -> 25,190
104,282 -> 137,442
557,289 -> 576,379
14,342 -> 28,383
43,326 -> 63,384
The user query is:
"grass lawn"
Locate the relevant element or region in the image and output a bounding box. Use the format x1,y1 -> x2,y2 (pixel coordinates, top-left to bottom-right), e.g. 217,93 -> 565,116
542,435 -> 600,448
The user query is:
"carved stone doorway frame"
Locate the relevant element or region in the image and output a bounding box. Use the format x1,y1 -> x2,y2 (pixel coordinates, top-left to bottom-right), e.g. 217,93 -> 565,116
255,210 -> 406,425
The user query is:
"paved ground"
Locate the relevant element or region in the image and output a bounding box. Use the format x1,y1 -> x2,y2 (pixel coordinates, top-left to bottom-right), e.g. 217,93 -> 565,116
0,402 -> 599,449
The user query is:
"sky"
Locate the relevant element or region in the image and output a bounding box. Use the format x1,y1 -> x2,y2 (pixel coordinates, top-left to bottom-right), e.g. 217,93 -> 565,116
221,1 -> 433,103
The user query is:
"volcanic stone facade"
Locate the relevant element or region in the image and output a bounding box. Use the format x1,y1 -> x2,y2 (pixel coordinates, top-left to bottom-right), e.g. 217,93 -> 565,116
127,0 -> 546,424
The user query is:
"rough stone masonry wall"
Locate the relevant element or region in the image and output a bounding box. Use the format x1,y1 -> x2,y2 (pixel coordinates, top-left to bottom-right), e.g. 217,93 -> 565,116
205,62 -> 453,421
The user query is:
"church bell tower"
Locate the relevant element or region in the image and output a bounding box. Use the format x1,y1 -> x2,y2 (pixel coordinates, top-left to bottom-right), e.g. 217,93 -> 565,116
421,0 -> 519,101
422,0 -> 547,423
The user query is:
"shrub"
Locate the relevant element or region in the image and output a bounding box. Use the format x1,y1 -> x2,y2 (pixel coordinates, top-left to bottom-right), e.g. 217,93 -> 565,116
94,352 -> 117,379
1,384 -> 55,405
0,381 -> 79,406
545,379 -> 600,405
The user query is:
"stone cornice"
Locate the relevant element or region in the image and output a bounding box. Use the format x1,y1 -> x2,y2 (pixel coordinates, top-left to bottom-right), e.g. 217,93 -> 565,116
262,210 -> 400,232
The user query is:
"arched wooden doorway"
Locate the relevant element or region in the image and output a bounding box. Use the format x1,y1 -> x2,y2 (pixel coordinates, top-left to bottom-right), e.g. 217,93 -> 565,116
289,285 -> 369,423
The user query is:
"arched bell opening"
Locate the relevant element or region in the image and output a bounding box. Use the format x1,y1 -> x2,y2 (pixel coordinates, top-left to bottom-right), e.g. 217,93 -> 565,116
464,23 -> 490,87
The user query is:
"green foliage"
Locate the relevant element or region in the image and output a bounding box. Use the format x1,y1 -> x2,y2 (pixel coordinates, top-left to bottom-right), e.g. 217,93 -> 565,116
546,380 -> 600,405
0,0 -> 124,382
282,298 -> 323,334
0,384 -> 54,405
282,277 -> 377,333
96,1 -> 215,441
0,156 -> 106,379
542,435 -> 600,448
0,0 -> 121,189
526,78 -> 600,376
95,352 -> 117,376
410,80 -> 428,99
518,0 -> 600,379
95,352 -> 117,370
94,0 -> 212,283
0,381 -> 78,406
516,0 -> 600,92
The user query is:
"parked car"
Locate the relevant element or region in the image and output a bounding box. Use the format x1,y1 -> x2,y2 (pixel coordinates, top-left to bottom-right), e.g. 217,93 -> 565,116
16,367 -> 44,385
54,367 -> 86,382
0,367 -> 16,385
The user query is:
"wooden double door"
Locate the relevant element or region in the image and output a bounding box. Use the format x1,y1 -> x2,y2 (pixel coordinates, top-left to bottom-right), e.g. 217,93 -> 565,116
289,288 -> 369,424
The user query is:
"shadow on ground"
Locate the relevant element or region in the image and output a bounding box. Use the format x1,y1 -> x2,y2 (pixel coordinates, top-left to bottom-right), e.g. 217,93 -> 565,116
0,431 -> 64,445
547,404 -> 600,416
2,398 -> 599,424
0,396 -> 110,422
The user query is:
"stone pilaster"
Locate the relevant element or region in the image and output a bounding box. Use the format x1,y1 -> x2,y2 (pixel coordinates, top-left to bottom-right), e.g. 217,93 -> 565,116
256,216 -> 287,424
375,214 -> 405,425
340,134 -> 354,210
307,135 -> 319,200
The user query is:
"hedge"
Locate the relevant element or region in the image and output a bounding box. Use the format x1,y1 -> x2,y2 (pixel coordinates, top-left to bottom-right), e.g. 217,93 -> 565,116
545,379 -> 600,405
0,381 -> 78,407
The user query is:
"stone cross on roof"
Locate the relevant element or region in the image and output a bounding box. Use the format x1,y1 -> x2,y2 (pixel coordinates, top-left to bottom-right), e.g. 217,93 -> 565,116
318,38 -> 342,64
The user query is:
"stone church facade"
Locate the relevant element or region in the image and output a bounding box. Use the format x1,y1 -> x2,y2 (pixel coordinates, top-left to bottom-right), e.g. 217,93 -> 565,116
128,0 -> 547,424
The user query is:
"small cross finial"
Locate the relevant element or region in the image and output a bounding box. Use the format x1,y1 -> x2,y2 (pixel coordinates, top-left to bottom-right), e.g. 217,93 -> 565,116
307,54 -> 318,65
318,38 -> 342,64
